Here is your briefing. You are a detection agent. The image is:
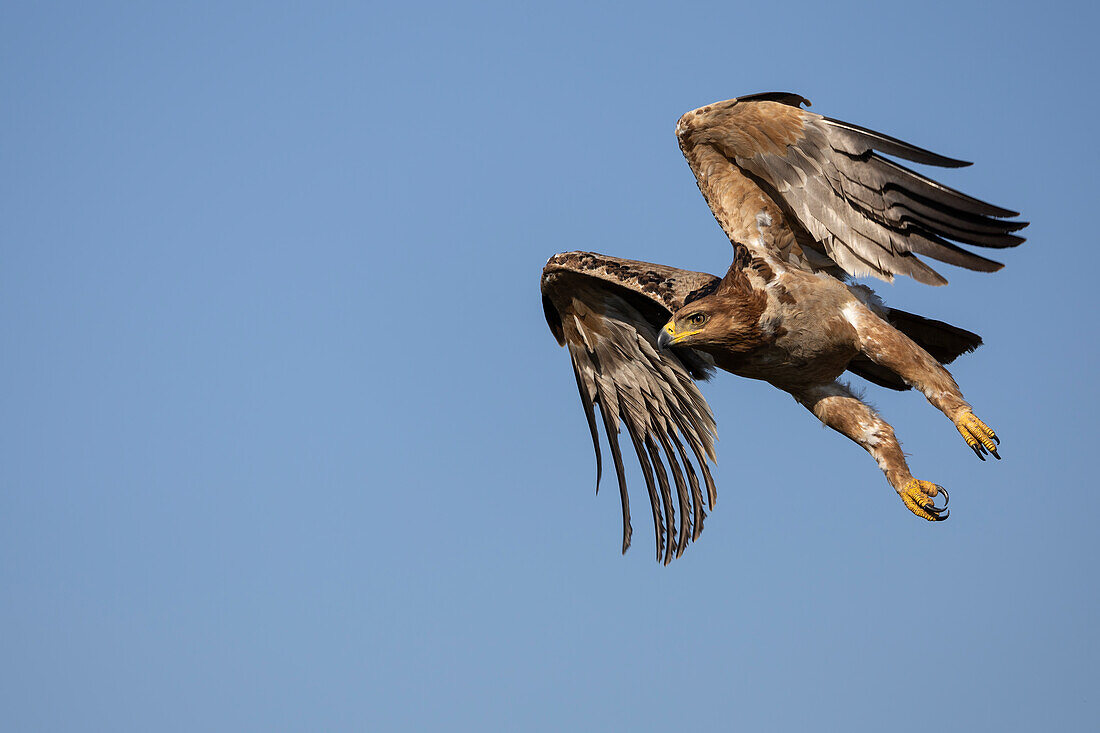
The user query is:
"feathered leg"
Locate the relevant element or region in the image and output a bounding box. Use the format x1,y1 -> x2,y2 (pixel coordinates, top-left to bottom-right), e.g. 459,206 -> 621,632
792,382 -> 948,521
845,302 -> 1000,461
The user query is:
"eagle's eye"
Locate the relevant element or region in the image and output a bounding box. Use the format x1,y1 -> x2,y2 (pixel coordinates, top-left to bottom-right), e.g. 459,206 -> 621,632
687,313 -> 708,327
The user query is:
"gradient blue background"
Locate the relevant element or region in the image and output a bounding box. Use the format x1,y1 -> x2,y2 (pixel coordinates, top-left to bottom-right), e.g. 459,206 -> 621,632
3,1 -> 1097,730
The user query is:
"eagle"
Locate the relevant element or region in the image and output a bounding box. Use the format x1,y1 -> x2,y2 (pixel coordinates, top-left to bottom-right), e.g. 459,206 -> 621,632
540,92 -> 1026,564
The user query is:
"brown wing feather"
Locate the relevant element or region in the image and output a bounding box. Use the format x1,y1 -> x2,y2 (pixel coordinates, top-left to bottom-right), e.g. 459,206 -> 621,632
676,93 -> 1027,284
541,252 -> 719,563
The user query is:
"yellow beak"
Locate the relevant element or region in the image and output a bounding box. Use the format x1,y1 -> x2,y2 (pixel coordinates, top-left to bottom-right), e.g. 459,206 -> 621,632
658,320 -> 701,349
657,322 -> 675,349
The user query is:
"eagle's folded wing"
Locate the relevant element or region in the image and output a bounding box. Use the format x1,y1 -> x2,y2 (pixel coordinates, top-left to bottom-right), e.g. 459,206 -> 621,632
541,252 -> 720,563
676,92 -> 1027,284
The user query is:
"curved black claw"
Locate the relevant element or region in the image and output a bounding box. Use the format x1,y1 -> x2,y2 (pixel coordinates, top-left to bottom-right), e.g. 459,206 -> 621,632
923,489 -> 950,520
925,502 -> 948,521
970,443 -> 987,461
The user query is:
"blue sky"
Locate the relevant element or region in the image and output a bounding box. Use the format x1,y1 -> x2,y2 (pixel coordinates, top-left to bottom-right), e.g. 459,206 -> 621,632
2,1 -> 1097,730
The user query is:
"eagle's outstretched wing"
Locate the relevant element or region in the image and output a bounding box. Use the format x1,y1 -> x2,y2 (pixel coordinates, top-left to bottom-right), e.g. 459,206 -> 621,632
676,92 -> 1027,284
541,252 -> 720,563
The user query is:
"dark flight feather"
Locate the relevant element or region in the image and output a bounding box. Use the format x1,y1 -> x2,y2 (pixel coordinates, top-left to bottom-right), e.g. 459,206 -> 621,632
680,95 -> 1027,284
541,253 -> 719,558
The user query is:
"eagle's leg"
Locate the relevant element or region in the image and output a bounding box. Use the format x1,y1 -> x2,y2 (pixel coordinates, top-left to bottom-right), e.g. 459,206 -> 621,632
845,302 -> 1001,460
792,382 -> 948,521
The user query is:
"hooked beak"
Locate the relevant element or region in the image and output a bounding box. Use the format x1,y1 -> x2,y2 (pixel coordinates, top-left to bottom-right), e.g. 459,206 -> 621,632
657,321 -> 675,350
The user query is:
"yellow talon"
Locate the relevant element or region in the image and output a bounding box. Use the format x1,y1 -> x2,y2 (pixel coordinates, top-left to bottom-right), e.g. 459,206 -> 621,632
899,479 -> 948,522
955,411 -> 1000,460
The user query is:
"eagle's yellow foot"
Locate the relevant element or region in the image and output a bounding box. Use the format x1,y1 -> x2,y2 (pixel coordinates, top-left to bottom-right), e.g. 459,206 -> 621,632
899,479 -> 949,522
955,411 -> 1000,461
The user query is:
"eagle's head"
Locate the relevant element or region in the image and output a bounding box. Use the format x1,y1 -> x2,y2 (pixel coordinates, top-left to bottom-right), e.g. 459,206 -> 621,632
657,302 -> 719,350
657,278 -> 769,354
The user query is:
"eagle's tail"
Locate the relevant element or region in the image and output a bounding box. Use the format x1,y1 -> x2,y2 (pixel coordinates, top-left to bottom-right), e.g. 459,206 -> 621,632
847,309 -> 983,391
886,308 -> 983,364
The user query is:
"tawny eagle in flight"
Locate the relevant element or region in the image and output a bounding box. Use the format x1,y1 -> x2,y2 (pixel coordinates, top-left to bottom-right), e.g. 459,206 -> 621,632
540,92 -> 1026,563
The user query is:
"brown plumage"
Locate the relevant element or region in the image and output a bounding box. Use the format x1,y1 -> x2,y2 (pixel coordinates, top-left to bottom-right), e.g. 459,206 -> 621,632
540,93 -> 1025,563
